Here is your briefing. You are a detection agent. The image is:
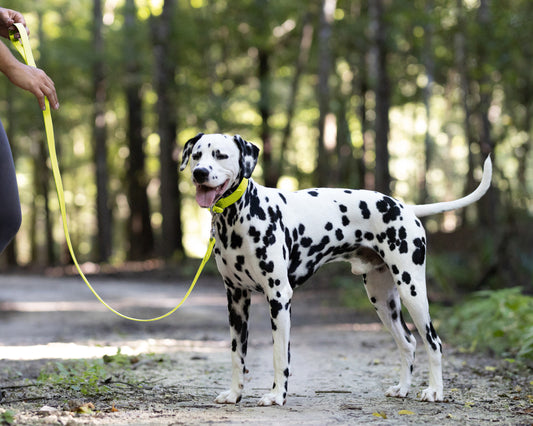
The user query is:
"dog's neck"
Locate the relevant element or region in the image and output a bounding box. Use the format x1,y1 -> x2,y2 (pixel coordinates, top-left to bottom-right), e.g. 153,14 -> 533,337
211,178 -> 249,214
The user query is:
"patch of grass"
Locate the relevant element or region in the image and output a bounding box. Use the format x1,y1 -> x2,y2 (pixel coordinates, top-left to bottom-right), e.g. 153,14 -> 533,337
440,287 -> 533,360
37,349 -> 155,398
0,410 -> 15,425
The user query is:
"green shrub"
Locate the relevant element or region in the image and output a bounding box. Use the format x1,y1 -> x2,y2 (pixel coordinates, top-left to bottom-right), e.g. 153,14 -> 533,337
442,287 -> 533,360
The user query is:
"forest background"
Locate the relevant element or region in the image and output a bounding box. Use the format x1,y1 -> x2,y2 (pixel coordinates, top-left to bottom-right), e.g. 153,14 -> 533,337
0,0 -> 531,306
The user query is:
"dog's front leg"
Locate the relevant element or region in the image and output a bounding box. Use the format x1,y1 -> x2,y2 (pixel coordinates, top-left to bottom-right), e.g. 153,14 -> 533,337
258,286 -> 293,406
215,285 -> 251,404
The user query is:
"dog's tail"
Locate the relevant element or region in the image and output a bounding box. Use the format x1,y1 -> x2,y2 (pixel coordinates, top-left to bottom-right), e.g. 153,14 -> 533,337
411,156 -> 492,218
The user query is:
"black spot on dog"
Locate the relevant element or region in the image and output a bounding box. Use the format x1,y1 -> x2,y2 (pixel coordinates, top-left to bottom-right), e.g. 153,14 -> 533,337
412,238 -> 426,265
308,235 -> 330,256
335,229 -> 344,241
249,190 -> 266,220
400,311 -> 412,336
339,204 -> 348,213
234,255 -> 245,272
359,201 -> 371,219
230,231 -> 243,249
342,216 -> 350,226
308,191 -> 319,197
402,271 -> 411,284
376,196 -> 402,223
364,232 -> 374,241
270,299 -> 283,318
260,260 -> 275,274
325,222 -> 333,231
425,323 -> 438,351
248,226 -> 261,243
301,237 -> 312,247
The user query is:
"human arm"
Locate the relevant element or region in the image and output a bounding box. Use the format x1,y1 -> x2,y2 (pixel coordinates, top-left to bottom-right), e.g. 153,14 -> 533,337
0,41 -> 59,111
0,8 -> 59,110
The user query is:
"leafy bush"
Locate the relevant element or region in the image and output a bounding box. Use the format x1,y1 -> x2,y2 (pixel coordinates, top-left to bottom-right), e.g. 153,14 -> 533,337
442,287 -> 533,360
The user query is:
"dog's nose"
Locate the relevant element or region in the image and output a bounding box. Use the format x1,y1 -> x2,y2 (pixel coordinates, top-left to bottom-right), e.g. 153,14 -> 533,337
193,167 -> 210,184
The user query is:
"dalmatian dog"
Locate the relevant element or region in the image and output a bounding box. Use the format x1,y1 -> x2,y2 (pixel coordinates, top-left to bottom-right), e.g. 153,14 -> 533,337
180,133 -> 492,406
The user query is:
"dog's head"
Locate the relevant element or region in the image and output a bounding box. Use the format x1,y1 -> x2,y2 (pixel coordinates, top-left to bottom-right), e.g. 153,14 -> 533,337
180,133 -> 260,208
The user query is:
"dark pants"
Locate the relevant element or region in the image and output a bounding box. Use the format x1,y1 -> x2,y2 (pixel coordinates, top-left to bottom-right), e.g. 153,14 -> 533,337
0,119 -> 22,253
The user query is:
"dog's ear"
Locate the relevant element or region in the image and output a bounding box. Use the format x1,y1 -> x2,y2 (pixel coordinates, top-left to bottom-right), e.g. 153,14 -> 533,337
180,133 -> 204,171
233,135 -> 260,178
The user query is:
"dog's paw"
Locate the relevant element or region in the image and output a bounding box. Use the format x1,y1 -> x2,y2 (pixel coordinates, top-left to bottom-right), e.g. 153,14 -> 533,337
420,387 -> 443,402
257,391 -> 286,406
215,389 -> 242,404
385,384 -> 409,398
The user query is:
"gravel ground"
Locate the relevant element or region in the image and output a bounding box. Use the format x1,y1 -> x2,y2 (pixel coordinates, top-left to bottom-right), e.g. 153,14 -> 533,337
1,273 -> 532,425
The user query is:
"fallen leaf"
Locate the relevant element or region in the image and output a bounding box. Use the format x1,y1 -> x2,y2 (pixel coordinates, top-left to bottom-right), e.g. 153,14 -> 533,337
398,409 -> 415,415
78,403 -> 95,415
110,403 -> 118,413
372,412 -> 387,419
484,366 -> 496,371
465,401 -> 474,408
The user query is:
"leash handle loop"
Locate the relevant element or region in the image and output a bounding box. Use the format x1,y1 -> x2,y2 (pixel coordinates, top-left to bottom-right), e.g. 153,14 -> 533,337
10,23 -> 209,322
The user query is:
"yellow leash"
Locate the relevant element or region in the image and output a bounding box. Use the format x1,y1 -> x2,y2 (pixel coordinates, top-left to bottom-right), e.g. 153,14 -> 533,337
8,23 -> 242,322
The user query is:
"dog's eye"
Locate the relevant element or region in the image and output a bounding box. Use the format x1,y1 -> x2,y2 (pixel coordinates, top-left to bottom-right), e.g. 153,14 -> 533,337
215,151 -> 229,160
192,152 -> 202,161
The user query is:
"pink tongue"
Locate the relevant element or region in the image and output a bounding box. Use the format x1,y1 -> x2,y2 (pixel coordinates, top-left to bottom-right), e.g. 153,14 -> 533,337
196,185 -> 219,208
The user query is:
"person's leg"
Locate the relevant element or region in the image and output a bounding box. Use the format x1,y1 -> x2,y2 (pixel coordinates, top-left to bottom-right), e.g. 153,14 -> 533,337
0,119 -> 22,254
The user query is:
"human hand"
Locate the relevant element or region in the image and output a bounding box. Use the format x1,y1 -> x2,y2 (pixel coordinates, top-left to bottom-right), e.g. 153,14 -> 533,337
0,8 -> 29,40
7,61 -> 59,111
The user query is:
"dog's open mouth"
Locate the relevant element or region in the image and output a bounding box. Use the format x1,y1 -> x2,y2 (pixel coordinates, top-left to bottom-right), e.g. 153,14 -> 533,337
195,180 -> 230,208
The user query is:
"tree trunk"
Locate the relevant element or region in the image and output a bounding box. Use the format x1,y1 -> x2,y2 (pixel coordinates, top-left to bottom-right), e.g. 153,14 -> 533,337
275,14 -> 314,187
258,47 -> 275,188
369,0 -> 391,194
475,0 -> 497,228
316,0 -> 337,187
153,0 -> 183,259
92,0 -> 112,262
124,0 -> 154,260
421,0 -> 435,204
455,0 -> 476,226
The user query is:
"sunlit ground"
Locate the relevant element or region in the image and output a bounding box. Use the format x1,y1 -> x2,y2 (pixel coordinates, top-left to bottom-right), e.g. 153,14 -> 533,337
0,338 -> 229,361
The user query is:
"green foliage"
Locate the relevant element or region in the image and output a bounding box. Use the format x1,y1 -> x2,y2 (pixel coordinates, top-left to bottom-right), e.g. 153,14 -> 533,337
0,0 -> 530,278
0,410 -> 15,426
442,287 -> 533,360
333,274 -> 376,315
37,349 -> 143,397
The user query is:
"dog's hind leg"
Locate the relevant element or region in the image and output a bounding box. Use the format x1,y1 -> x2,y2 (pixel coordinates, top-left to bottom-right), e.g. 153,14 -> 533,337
215,283 -> 251,404
396,274 -> 443,402
363,268 -> 417,399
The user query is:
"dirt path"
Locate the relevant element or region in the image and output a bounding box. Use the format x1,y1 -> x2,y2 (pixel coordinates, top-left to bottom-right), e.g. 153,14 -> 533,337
1,274 -> 532,425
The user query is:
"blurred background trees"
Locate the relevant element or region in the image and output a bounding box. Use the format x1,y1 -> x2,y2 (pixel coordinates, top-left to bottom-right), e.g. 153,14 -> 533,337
0,0 -> 531,296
